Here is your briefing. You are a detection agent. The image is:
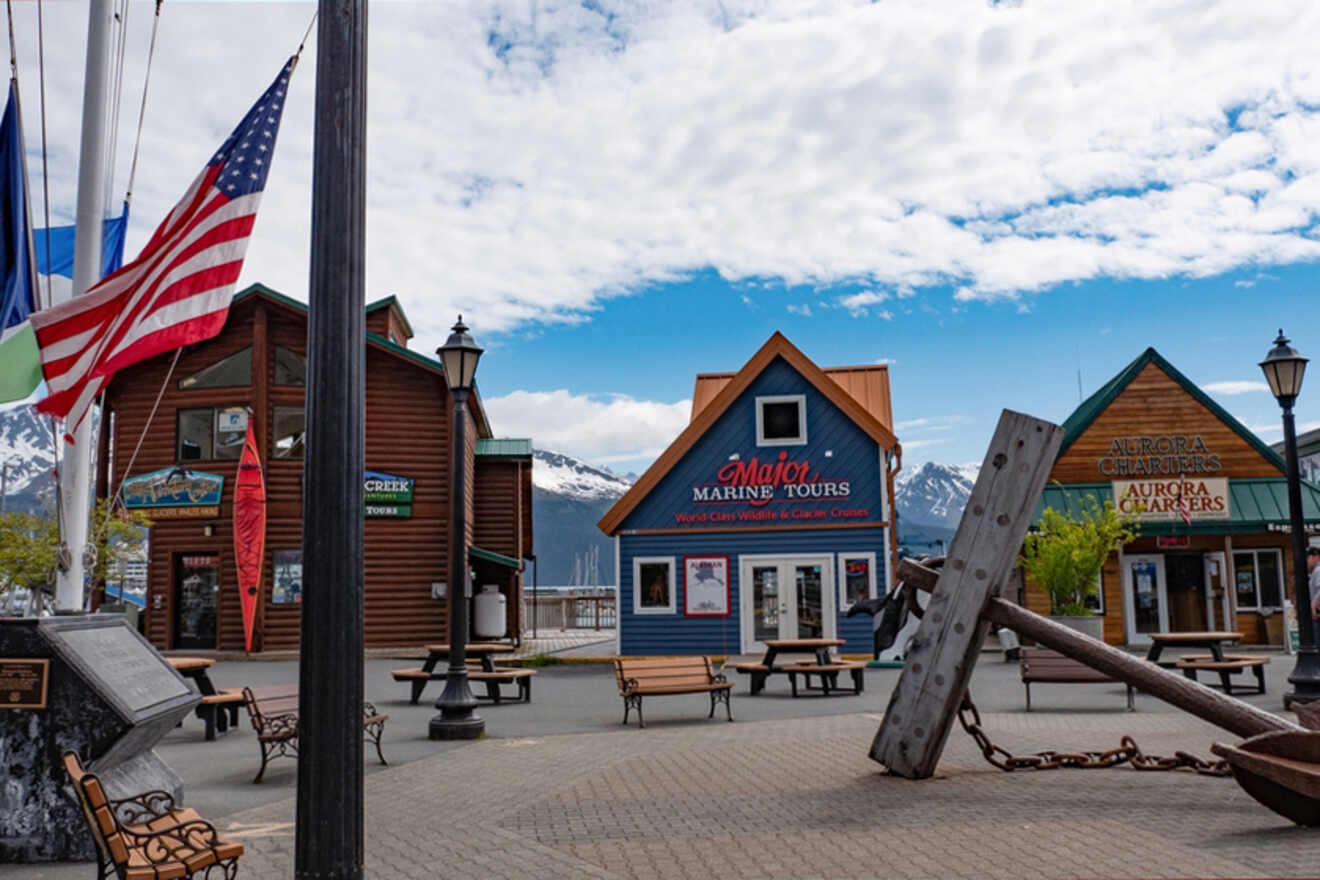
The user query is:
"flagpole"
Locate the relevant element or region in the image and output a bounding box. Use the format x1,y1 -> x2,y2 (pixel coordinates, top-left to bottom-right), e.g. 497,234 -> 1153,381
54,0 -> 113,611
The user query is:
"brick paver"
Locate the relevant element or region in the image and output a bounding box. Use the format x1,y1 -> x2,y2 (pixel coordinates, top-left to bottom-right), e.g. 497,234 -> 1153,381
219,710 -> 1318,878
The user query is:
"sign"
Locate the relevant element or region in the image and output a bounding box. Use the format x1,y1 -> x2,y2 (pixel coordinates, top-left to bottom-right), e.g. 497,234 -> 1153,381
683,556 -> 730,617
0,659 -> 49,709
1097,435 -> 1222,476
123,468 -> 224,509
1112,478 -> 1229,522
1156,535 -> 1190,548
57,626 -> 190,714
365,470 -> 413,518
215,408 -> 248,434
675,450 -> 870,527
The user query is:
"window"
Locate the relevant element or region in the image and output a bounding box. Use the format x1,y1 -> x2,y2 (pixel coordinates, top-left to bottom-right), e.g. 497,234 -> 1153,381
177,348 -> 251,389
1083,571 -> 1105,615
633,557 -> 675,614
274,346 -> 306,386
176,406 -> 247,461
272,406 -> 305,459
1234,549 -> 1284,609
271,549 -> 302,604
838,552 -> 877,611
755,395 -> 807,446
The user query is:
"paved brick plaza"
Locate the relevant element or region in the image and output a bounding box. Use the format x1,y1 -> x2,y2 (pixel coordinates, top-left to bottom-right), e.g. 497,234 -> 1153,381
224,708 -> 1315,879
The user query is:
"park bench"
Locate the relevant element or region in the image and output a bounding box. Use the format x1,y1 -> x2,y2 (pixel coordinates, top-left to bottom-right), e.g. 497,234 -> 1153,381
391,665 -> 536,704
613,656 -> 733,728
784,660 -> 866,697
1020,647 -> 1134,711
242,685 -> 389,783
62,750 -> 243,879
1176,653 -> 1269,695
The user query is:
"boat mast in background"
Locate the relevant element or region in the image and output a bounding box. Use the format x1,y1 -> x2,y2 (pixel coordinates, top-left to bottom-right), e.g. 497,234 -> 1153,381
54,0 -> 113,611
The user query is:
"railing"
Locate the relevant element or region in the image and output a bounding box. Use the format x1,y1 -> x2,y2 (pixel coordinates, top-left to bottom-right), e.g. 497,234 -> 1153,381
522,594 -> 616,631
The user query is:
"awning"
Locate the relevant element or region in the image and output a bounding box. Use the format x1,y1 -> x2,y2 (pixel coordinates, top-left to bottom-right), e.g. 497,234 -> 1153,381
1032,478 -> 1320,536
469,546 -> 521,569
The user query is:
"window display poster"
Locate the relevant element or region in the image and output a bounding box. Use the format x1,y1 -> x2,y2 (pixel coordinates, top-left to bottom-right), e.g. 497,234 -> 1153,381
272,549 -> 303,604
683,555 -> 730,617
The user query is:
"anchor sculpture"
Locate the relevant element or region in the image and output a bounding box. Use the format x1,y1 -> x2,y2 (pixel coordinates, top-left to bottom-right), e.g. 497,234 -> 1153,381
871,409 -> 1320,825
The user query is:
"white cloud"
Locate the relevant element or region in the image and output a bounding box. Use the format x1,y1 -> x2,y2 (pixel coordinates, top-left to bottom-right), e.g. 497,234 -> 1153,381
874,356 -> 898,366
787,303 -> 813,317
1204,380 -> 1271,395
16,1 -> 1320,350
481,389 -> 690,465
1234,279 -> 1256,288
839,290 -> 890,316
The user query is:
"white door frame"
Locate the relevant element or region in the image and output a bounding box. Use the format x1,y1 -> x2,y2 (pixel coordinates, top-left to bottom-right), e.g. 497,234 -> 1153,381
739,553 -> 836,654
1122,553 -> 1168,646
1203,551 -> 1231,632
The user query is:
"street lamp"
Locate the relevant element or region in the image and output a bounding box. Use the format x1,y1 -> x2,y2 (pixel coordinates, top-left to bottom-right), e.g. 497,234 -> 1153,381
1259,329 -> 1320,707
430,316 -> 486,740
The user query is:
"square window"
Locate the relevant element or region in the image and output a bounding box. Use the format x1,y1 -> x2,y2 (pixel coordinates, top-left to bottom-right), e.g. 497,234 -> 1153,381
755,395 -> 807,446
177,409 -> 213,461
272,406 -> 305,459
633,557 -> 675,614
838,553 -> 877,611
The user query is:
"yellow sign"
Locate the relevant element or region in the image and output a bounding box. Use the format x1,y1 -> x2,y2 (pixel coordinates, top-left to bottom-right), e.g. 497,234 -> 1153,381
1112,478 -> 1229,522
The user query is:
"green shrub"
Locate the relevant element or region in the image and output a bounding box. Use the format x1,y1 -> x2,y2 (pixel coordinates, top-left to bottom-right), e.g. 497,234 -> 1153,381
1020,491 -> 1138,616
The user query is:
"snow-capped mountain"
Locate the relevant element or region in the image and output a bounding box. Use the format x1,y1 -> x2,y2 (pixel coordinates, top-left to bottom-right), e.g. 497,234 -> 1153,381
894,461 -> 980,531
531,449 -> 633,502
0,403 -> 57,513
531,449 -> 632,586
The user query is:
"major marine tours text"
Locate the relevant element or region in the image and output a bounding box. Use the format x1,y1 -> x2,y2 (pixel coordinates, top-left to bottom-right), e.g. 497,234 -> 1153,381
676,450 -> 869,525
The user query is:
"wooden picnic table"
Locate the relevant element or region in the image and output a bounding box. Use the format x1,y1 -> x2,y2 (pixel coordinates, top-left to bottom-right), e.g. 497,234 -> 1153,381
167,656 -> 245,741
1144,631 -> 1243,665
423,642 -> 515,674
167,656 -> 217,695
736,638 -> 854,696
390,642 -> 524,705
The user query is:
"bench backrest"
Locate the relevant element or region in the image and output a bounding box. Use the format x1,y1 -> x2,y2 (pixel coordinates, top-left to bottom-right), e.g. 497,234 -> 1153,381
243,685 -> 300,729
62,751 -> 127,869
1019,647 -> 1114,682
614,656 -> 714,691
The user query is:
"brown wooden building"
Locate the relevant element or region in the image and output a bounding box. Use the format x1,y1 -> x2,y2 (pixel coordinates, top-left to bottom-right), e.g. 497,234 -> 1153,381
1024,347 -> 1320,647
96,283 -> 533,652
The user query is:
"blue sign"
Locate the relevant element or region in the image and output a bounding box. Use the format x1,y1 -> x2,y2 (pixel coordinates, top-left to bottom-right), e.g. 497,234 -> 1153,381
122,468 -> 224,508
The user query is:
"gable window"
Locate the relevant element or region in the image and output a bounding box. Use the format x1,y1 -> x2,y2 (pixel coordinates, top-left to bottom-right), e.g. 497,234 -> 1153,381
177,406 -> 247,461
272,406 -> 305,459
178,348 -> 251,389
633,557 -> 676,614
274,346 -> 306,386
756,394 -> 807,446
1233,549 -> 1283,610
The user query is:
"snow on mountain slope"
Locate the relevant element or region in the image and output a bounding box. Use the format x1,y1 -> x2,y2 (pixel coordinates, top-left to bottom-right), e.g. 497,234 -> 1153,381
532,448 -> 632,502
894,461 -> 977,530
0,403 -> 57,510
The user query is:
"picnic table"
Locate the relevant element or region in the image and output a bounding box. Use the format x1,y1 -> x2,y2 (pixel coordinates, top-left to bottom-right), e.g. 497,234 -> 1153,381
392,642 -> 534,705
167,656 -> 245,741
1144,631 -> 1244,665
733,638 -> 864,696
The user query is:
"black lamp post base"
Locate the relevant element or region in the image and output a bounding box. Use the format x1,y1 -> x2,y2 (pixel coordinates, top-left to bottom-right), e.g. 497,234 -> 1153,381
429,714 -> 485,740
1283,649 -> 1320,709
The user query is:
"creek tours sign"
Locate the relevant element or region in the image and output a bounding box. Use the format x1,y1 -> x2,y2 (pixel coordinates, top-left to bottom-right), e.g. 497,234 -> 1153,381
1113,477 -> 1230,522
674,450 -> 870,526
365,471 -> 414,518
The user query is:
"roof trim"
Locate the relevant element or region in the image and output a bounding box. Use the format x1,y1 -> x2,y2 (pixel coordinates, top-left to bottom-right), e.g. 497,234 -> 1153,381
475,438 -> 533,458
365,294 -> 415,338
598,331 -> 901,536
1059,347 -> 1287,472
469,545 -> 521,569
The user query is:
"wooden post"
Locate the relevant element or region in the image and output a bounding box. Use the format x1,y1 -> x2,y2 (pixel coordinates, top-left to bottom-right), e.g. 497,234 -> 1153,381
870,410 -> 1062,779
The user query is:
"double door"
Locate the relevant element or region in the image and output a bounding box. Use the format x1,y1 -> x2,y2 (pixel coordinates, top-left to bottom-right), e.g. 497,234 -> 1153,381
739,554 -> 835,653
1121,552 -> 1231,645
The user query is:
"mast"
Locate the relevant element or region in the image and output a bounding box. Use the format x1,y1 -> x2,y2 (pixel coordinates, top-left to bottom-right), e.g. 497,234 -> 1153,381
54,0 -> 113,610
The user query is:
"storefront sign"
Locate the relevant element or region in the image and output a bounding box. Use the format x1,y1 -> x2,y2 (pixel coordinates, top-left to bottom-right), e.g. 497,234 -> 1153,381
676,450 -> 869,526
683,556 -> 730,617
0,659 -> 49,709
1112,477 -> 1229,522
1156,535 -> 1190,548
123,468 -> 224,509
365,470 -> 414,518
1097,435 -> 1222,476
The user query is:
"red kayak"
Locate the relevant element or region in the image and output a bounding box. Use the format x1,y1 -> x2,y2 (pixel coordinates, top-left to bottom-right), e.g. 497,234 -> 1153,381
233,420 -> 266,653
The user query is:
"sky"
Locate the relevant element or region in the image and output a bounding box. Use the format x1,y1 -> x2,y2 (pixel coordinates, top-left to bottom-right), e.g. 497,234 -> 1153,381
11,1 -> 1320,477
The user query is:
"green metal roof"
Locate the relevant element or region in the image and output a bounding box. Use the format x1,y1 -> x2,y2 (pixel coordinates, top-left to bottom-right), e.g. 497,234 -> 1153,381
469,546 -> 521,569
365,295 -> 416,338
1059,347 -> 1287,472
475,438 -> 533,458
1032,479 -> 1320,536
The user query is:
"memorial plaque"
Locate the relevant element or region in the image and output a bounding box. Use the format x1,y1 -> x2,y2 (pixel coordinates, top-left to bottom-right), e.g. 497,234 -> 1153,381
59,626 -> 191,714
0,658 -> 49,708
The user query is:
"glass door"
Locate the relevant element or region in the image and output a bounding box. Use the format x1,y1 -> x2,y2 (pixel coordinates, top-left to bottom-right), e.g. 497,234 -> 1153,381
1122,554 -> 1168,646
749,564 -> 781,646
740,556 -> 835,652
174,553 -> 220,649
1203,552 -> 1230,631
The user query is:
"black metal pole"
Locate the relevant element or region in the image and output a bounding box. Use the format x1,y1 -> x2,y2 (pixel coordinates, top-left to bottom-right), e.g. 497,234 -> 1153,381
532,553 -> 538,639
1282,404 -> 1320,707
296,2 -> 367,878
430,387 -> 484,739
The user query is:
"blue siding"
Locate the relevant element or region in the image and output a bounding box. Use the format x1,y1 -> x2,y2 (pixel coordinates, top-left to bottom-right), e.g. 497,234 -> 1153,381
619,528 -> 885,656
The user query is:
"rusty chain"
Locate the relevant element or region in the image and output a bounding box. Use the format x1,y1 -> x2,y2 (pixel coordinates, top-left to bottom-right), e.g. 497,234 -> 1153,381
957,692 -> 1230,776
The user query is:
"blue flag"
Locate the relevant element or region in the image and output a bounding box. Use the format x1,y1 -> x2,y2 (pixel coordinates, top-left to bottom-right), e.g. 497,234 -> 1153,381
0,80 -> 39,402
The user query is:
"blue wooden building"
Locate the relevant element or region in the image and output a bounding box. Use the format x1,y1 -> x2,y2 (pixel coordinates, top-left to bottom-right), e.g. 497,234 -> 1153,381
598,333 -> 901,656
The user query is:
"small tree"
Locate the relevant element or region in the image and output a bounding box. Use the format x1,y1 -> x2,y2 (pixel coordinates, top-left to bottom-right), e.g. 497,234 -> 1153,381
1020,492 -> 1138,616
0,502 -> 151,603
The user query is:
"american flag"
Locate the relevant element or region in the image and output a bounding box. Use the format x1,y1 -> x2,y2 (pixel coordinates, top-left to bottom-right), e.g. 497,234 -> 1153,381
1175,476 -> 1192,526
31,58 -> 296,439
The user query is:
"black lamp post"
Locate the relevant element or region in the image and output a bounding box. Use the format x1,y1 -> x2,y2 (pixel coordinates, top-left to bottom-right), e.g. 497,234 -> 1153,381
430,316 -> 486,740
1259,329 -> 1320,707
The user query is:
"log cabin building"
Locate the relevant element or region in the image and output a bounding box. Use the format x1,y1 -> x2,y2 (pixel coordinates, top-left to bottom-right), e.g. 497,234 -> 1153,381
96,283 -> 533,653
1024,347 -> 1320,647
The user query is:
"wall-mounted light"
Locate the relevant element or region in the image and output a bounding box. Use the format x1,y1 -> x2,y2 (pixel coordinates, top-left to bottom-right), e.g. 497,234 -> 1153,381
203,524 -> 213,537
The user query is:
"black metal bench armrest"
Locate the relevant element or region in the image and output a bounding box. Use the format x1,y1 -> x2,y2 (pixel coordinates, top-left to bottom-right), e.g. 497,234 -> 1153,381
620,676 -> 641,695
260,711 -> 300,738
110,789 -> 178,825
363,701 -> 381,718
122,817 -> 224,864
711,673 -> 729,685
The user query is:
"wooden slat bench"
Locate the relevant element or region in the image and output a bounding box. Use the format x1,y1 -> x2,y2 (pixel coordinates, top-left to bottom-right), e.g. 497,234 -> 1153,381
614,656 -> 733,728
63,750 -> 243,879
1176,654 -> 1269,695
784,661 -> 865,697
391,665 -> 536,705
242,685 -> 389,783
195,688 -> 246,741
1020,647 -> 1134,711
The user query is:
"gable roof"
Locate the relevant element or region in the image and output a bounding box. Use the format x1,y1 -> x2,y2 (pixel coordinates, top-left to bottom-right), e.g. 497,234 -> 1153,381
598,332 -> 900,535
365,295 -> 415,339
692,363 -> 894,432
1060,346 -> 1287,471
